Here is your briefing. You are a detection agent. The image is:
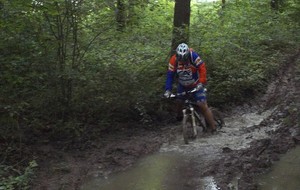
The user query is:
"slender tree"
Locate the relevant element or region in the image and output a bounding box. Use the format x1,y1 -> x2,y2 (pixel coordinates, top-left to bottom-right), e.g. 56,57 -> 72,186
42,0 -> 84,120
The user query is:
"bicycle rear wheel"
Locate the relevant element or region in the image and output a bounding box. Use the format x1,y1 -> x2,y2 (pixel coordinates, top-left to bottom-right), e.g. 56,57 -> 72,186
211,108 -> 225,129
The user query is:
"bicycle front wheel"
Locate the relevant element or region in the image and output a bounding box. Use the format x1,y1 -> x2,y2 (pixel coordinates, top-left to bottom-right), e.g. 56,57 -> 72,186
182,114 -> 193,144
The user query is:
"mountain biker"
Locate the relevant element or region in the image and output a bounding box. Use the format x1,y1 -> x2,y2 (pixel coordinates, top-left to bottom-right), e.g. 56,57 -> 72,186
164,43 -> 216,133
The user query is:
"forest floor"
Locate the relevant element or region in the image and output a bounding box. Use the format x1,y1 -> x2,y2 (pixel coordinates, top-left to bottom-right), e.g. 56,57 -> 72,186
29,50 -> 300,190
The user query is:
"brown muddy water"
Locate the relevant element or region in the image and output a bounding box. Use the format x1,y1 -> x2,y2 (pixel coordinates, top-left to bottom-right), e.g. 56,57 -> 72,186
256,146 -> 300,190
80,108 -> 299,190
80,152 -> 219,190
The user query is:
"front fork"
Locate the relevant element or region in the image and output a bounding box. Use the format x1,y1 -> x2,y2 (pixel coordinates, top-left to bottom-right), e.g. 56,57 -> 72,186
182,107 -> 197,136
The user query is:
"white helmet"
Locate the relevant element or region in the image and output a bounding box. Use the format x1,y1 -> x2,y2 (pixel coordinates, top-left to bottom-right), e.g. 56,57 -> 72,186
176,43 -> 190,61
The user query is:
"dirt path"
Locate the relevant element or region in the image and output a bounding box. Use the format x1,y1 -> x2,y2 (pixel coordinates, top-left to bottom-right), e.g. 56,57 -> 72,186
31,50 -> 300,190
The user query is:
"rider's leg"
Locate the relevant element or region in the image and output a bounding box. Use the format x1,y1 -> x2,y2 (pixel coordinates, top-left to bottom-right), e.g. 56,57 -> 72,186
197,101 -> 216,131
193,88 -> 216,131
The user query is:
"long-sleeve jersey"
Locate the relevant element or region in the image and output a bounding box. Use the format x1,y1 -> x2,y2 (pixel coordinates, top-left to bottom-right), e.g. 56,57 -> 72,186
165,50 -> 207,91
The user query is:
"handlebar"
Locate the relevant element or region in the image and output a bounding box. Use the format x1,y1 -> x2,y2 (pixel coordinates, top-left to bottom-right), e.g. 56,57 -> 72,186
169,87 -> 206,98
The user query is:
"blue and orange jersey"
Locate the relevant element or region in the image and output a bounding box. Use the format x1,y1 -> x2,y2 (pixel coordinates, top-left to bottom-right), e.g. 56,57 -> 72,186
165,50 -> 207,91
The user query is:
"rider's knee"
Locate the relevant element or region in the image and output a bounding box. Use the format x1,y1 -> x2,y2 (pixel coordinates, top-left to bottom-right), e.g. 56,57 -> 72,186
197,101 -> 208,108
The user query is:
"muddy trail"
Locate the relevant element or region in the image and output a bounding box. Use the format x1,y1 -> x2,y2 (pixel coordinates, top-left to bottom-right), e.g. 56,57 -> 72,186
31,51 -> 300,190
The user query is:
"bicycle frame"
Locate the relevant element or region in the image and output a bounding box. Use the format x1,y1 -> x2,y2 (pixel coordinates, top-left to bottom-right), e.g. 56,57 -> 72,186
168,87 -> 224,144
182,98 -> 206,131
170,88 -> 207,144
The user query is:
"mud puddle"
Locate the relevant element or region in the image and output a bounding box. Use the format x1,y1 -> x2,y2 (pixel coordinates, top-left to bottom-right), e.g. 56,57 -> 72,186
80,152 -> 218,190
256,146 -> 300,190
80,108 -> 278,190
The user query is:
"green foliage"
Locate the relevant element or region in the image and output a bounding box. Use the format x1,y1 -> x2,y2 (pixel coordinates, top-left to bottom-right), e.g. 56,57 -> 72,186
189,0 -> 300,105
0,161 -> 38,190
0,0 -> 299,138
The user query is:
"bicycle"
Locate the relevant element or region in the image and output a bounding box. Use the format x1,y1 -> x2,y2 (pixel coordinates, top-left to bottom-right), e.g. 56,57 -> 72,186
169,87 -> 225,144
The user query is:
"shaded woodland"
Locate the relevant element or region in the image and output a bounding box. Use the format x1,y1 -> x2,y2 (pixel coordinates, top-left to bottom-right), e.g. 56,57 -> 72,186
0,0 -> 299,189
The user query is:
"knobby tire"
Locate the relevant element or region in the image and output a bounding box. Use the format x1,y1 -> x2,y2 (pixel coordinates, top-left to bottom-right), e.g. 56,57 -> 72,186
182,114 -> 193,144
211,108 -> 225,129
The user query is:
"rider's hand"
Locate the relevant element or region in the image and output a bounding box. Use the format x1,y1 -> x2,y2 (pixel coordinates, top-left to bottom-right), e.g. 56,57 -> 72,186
164,90 -> 171,98
195,83 -> 203,91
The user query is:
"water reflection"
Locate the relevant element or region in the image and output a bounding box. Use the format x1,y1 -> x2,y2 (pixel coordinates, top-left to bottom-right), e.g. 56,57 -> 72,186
81,153 -> 190,190
81,152 -> 220,190
257,146 -> 300,190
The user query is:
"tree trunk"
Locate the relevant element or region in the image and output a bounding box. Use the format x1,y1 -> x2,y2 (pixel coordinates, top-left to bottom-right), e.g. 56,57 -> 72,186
171,0 -> 191,54
219,0 -> 226,23
270,0 -> 284,11
116,0 -> 126,31
270,0 -> 278,10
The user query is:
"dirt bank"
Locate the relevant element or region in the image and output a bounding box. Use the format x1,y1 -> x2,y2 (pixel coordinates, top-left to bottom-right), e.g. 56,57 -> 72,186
203,50 -> 300,189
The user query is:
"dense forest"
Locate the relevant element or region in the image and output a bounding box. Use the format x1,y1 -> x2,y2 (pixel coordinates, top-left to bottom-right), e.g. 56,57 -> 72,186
0,0 -> 299,189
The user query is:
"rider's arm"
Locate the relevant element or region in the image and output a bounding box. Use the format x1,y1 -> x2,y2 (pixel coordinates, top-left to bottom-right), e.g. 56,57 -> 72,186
191,51 -> 207,85
165,55 -> 177,91
198,62 -> 207,85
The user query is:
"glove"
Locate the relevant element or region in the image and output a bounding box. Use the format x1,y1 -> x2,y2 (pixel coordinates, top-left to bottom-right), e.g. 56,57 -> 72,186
195,83 -> 203,91
164,90 -> 171,98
